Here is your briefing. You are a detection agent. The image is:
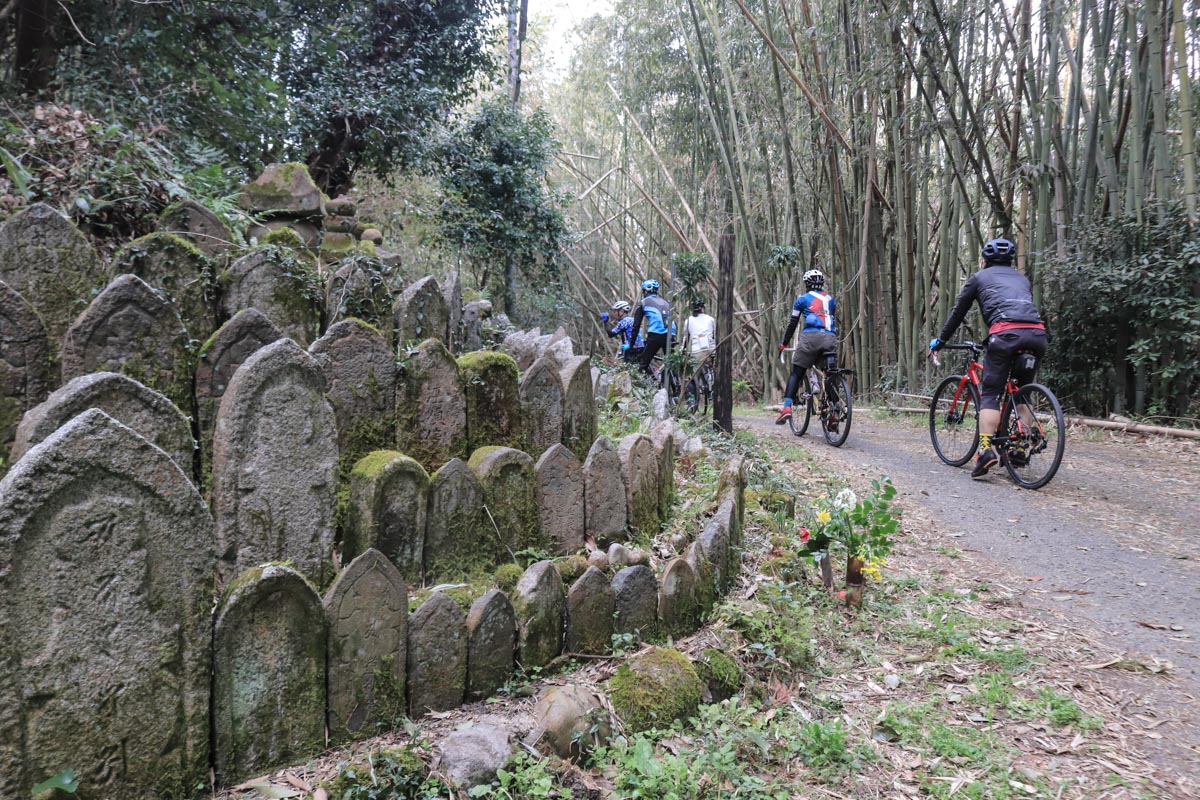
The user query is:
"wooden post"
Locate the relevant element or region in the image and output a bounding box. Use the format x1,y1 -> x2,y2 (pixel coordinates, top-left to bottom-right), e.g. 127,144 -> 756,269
714,225 -> 736,434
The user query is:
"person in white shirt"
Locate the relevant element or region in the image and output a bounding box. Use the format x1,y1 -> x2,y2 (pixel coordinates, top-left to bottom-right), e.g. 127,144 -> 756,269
682,299 -> 717,363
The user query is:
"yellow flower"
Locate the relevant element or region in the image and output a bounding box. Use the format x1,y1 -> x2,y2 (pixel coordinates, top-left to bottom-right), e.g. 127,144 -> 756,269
862,560 -> 884,582
817,510 -> 832,524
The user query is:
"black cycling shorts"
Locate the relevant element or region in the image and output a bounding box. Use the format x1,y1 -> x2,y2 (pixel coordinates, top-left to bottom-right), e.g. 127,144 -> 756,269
980,328 -> 1048,411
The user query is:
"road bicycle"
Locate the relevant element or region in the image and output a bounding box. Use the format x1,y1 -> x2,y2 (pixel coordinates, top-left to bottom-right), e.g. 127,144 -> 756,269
650,350 -> 682,407
683,351 -> 715,416
780,350 -> 853,447
929,341 -> 1066,489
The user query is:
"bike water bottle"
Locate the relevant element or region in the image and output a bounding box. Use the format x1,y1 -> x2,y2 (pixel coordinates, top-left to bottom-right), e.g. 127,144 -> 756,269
808,371 -> 821,395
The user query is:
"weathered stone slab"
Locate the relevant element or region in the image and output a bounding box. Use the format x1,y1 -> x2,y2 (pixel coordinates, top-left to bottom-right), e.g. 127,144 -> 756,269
717,454 -> 747,530
659,557 -> 698,637
408,591 -> 467,715
238,162 -> 326,215
612,564 -> 658,638
469,446 -> 540,560
717,489 -> 742,550
0,410 -> 214,799
444,271 -> 463,353
501,328 -> 540,371
219,247 -> 322,345
583,435 -> 627,547
698,513 -> 731,593
0,280 -> 50,473
325,257 -> 393,337
12,372 -> 193,474
212,339 -> 337,583
159,199 -> 235,260
466,588 -> 516,698
345,451 -> 429,584
310,319 -> 396,462
520,356 -> 564,456
324,549 -> 408,742
393,275 -> 449,346
459,351 -> 522,450
684,542 -> 717,614
113,231 -> 218,340
0,202 -> 106,347
462,299 -> 492,350
425,457 -> 487,581
194,308 -> 282,475
566,566 -> 615,654
512,561 -> 566,668
618,433 -> 660,536
535,443 -> 584,555
650,418 -> 676,523
61,273 -> 192,411
396,338 -> 467,470
213,564 -> 325,784
559,356 -> 596,462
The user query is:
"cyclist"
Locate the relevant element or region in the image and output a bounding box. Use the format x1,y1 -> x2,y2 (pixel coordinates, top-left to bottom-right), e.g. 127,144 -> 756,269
929,237 -> 1047,479
681,298 -> 717,365
601,300 -> 643,363
775,268 -> 839,428
630,279 -> 671,375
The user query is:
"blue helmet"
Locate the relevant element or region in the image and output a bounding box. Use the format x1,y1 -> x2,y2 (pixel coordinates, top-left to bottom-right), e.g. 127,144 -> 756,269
641,279 -> 660,293
981,237 -> 1016,265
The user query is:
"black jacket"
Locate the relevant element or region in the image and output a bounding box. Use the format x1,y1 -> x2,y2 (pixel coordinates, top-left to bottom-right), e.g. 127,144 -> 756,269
939,265 -> 1042,341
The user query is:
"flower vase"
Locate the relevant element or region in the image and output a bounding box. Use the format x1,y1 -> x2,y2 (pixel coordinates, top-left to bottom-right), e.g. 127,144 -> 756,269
845,556 -> 865,608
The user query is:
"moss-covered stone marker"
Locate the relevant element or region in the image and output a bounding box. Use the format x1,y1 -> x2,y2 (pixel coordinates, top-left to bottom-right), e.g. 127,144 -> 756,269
219,247 -> 322,346
407,591 -> 467,716
658,557 -> 699,638
112,231 -> 218,341
511,560 -> 566,669
565,566 -> 615,655
425,457 -> 487,581
458,350 -> 523,451
323,549 -> 408,743
519,356 -> 564,457
393,274 -> 449,346
396,338 -> 467,471
559,355 -> 597,462
465,588 -> 517,698
0,280 -> 50,475
617,433 -> 660,536
213,564 -> 326,784
612,564 -> 658,639
344,450 -> 429,584
583,435 -> 627,547
468,445 -> 541,560
535,443 -> 585,555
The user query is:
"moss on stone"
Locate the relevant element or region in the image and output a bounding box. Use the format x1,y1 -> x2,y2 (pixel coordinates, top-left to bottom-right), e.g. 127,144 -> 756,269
323,745 -> 428,798
262,226 -> 307,250
494,563 -> 523,592
695,648 -> 741,702
466,445 -> 505,470
458,351 -> 522,450
350,449 -> 409,480
608,647 -> 704,733
457,349 -> 519,374
554,554 -> 590,583
408,583 -> 486,615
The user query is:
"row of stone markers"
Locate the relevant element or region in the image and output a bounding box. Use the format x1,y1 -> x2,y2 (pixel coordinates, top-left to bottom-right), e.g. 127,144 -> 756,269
0,200 -> 494,479
0,393 -> 746,797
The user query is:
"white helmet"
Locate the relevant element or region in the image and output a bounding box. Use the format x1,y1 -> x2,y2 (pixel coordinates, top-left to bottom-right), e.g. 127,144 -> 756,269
803,269 -> 825,290
611,300 -> 632,312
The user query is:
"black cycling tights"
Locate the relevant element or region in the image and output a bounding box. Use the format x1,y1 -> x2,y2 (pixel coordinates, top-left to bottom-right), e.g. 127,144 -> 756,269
784,364 -> 837,404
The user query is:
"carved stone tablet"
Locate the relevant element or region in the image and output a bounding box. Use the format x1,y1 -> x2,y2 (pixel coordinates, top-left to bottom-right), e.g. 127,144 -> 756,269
112,231 -> 218,340
511,561 -> 566,669
60,273 -> 192,412
211,339 -> 337,584
396,338 -> 467,471
159,199 -> 235,260
309,319 -> 396,463
566,566 -> 615,655
583,435 -> 627,547
344,451 -> 429,584
535,443 -> 584,555
466,588 -> 516,698
407,592 -> 467,716
12,371 -> 193,475
393,275 -> 448,346
520,356 -> 564,457
324,549 -> 407,742
618,433 -> 659,536
213,564 -> 325,784
469,446 -> 540,560
458,351 -> 523,451
0,280 -> 50,472
0,202 -> 106,347
0,410 -> 214,799
425,457 -> 487,581
218,247 -> 321,346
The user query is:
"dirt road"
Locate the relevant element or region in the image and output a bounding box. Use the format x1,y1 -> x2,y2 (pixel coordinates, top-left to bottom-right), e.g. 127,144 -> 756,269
740,409 -> 1200,772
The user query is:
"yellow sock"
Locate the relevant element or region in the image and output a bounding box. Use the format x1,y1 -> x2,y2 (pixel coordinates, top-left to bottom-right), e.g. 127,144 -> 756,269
979,433 -> 993,451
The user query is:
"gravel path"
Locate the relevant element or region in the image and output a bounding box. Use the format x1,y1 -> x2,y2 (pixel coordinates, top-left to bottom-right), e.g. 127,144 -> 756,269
739,408 -> 1200,775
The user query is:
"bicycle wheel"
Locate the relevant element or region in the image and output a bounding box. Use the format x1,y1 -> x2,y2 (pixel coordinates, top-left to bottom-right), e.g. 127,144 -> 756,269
823,373 -> 852,447
788,395 -> 813,437
929,375 -> 980,466
684,377 -> 699,415
1001,383 -> 1066,490
701,368 -> 713,416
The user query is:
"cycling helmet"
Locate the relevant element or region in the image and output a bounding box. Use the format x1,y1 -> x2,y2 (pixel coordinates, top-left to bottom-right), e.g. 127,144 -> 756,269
692,298 -> 706,311
803,269 -> 825,290
641,279 -> 660,293
611,300 -> 632,313
981,237 -> 1016,265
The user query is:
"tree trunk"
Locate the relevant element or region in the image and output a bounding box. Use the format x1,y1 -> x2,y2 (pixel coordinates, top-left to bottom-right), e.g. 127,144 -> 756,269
714,226 -> 736,434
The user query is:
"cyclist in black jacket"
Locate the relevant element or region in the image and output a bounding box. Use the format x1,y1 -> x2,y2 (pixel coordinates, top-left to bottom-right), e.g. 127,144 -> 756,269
930,237 -> 1048,479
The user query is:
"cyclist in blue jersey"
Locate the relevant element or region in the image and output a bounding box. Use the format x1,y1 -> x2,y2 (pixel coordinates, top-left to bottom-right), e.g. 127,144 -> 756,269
776,269 -> 840,427
601,300 -> 643,363
630,279 -> 671,374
